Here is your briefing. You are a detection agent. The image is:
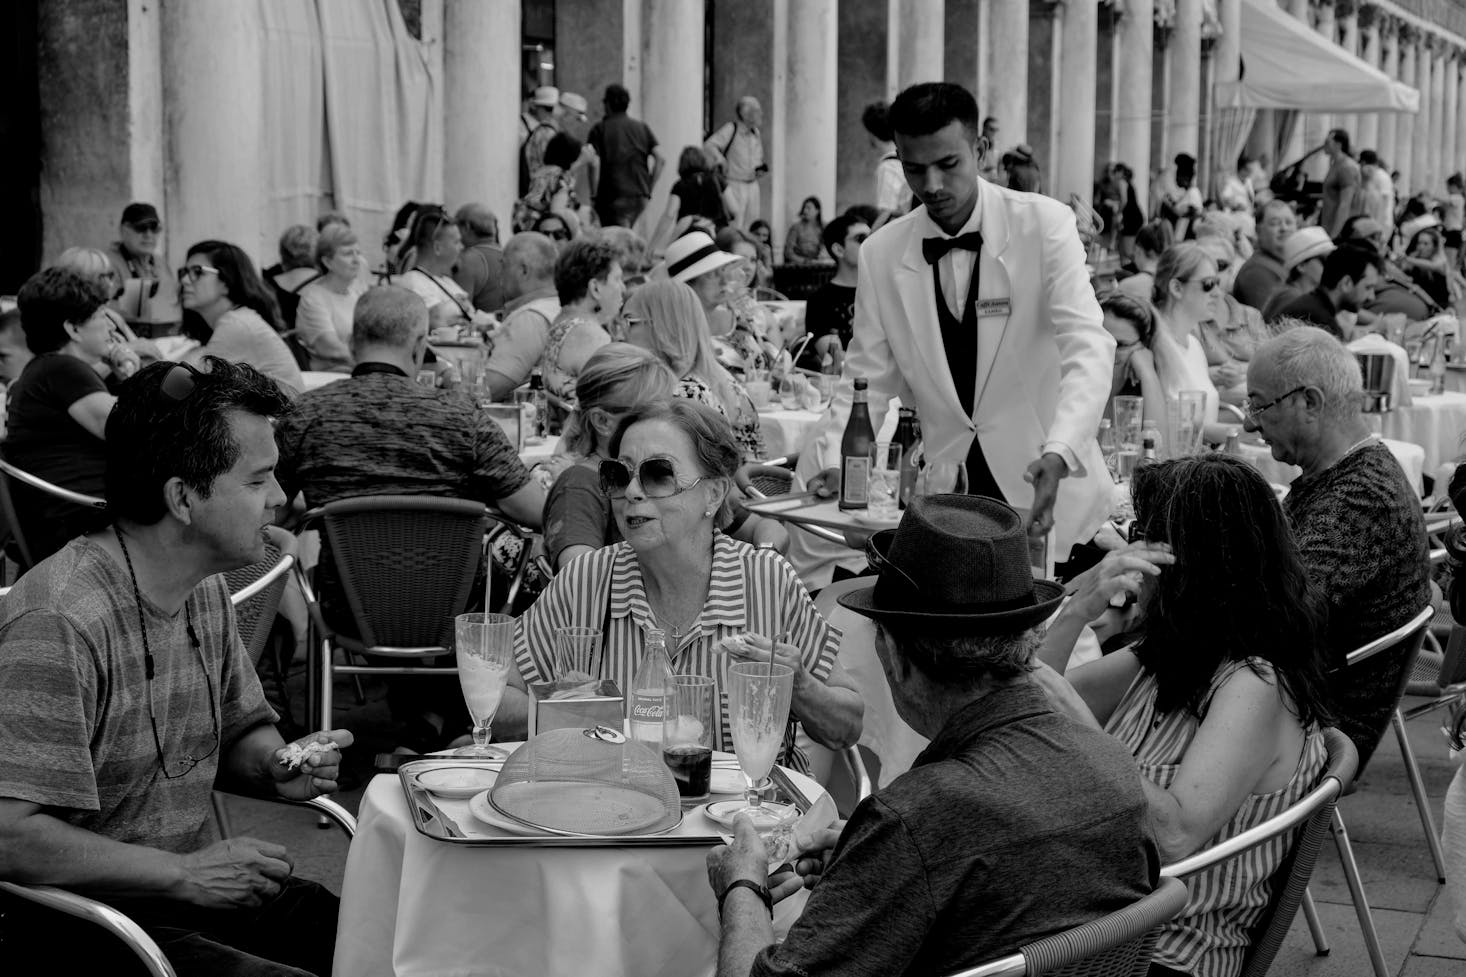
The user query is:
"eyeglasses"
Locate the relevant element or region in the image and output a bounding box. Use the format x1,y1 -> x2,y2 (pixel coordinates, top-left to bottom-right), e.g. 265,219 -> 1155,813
540,225 -> 571,241
1243,385 -> 1308,421
1189,276 -> 1221,292
177,263 -> 221,284
599,457 -> 705,500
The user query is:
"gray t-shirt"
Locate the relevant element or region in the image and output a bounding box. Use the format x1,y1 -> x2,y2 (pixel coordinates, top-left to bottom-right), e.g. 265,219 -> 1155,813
0,536 -> 276,854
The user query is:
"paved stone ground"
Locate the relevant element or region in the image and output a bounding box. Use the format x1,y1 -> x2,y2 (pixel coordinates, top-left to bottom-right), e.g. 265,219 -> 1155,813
223,672 -> 1466,975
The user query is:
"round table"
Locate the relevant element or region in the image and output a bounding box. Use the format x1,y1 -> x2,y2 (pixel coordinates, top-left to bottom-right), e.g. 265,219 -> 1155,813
334,754 -> 819,977
1375,392 -> 1466,475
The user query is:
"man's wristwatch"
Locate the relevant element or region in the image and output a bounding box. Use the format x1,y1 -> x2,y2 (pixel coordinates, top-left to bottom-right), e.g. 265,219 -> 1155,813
718,878 -> 773,919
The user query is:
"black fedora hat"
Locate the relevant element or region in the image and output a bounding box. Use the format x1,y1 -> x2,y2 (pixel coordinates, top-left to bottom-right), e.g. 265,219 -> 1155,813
838,494 -> 1064,633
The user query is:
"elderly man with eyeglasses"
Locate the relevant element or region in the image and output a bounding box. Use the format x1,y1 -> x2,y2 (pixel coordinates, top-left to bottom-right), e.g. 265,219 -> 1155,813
0,358 -> 353,976
1244,325 -> 1430,767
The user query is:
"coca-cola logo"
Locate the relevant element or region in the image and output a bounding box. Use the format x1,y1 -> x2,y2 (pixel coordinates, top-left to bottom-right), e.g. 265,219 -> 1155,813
631,701 -> 665,718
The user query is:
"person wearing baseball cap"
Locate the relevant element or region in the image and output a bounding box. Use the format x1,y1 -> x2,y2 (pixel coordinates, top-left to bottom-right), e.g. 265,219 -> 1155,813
1260,225 -> 1336,322
706,493 -> 1157,977
106,202 -> 181,324
520,86 -> 563,196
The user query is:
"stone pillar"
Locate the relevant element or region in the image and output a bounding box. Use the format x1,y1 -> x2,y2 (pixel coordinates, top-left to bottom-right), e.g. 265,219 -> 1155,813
1457,59 -> 1466,185
1114,0 -> 1153,212
1357,6 -> 1381,152
1338,4 -> 1360,149
639,0 -> 705,234
1165,0 -> 1201,160
1396,26 -> 1417,194
162,0 -> 267,262
1054,0 -> 1098,205
1212,0 -> 1240,192
1378,17 -> 1399,171
38,0 -> 166,263
781,0 -> 837,234
1279,0 -> 1309,168
1430,41 -> 1448,193
1444,50 -> 1460,186
443,1 -> 519,231
836,0 -> 891,214
985,0 -> 1029,148
894,0 -> 944,91
1413,34 -> 1432,194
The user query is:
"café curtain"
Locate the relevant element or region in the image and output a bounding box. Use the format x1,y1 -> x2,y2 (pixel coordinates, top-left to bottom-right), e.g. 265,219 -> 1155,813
259,0 -> 442,258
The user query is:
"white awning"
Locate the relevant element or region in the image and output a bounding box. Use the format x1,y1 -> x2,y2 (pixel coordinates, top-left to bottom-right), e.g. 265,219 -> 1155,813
1215,0 -> 1420,113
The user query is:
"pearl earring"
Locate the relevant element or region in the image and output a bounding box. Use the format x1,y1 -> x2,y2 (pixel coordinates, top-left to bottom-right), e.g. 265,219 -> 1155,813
704,508 -> 713,518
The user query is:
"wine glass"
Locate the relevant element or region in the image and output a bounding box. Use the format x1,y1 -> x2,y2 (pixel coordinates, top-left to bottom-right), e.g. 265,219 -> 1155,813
453,613 -> 516,758
727,661 -> 795,827
916,457 -> 968,496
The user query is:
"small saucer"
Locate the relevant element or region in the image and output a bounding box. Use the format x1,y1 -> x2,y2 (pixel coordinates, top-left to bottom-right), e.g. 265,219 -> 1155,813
702,798 -> 795,828
413,765 -> 500,799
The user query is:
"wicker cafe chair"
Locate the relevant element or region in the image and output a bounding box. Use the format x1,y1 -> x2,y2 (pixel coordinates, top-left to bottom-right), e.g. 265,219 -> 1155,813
942,876 -> 1189,977
298,495 -> 490,732
734,458 -> 850,550
0,797 -> 356,977
0,453 -> 108,572
1162,728 -> 1360,977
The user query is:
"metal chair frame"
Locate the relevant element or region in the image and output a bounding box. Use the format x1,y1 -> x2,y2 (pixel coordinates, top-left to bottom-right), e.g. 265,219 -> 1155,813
0,796 -> 355,977
735,460 -> 848,548
296,495 -> 498,732
0,455 -> 107,571
942,876 -> 1189,977
1163,728 -> 1361,977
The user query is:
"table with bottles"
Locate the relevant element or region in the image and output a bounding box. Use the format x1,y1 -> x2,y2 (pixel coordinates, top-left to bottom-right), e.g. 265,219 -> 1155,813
1373,391 -> 1466,475
333,747 -> 822,977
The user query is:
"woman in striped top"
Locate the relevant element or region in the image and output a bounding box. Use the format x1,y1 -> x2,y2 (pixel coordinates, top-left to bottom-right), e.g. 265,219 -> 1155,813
1037,455 -> 1334,977
504,399 -> 862,770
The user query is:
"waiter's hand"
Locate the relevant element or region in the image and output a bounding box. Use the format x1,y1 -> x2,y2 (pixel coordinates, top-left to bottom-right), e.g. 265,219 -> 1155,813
809,467 -> 841,499
1024,452 -> 1068,540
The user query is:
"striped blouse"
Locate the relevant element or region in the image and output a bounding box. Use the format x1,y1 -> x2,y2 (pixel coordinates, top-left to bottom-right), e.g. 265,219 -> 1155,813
514,533 -> 841,773
1106,659 -> 1326,977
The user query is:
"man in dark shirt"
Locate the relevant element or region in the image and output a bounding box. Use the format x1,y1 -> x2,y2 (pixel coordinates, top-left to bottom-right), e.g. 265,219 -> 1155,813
1320,128 -> 1363,239
1274,243 -> 1382,339
275,286 -> 545,749
452,203 -> 506,313
1245,327 -> 1430,769
797,213 -> 867,373
1232,199 -> 1296,311
707,495 -> 1158,977
588,84 -> 664,228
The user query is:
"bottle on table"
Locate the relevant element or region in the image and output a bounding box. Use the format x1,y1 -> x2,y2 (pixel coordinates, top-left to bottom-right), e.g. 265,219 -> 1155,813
1142,435 -> 1158,463
629,628 -> 674,747
892,407 -> 921,509
1431,337 -> 1448,395
527,370 -> 548,440
838,377 -> 876,511
1141,421 -> 1163,461
1097,418 -> 1117,480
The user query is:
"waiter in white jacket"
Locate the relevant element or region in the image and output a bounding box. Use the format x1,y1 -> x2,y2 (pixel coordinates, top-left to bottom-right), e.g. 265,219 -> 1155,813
802,82 -> 1113,568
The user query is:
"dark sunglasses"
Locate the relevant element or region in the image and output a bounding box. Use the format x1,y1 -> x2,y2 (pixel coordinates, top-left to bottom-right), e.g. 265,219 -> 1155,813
541,225 -> 571,241
1193,276 -> 1221,292
160,362 -> 203,401
599,457 -> 704,500
177,263 -> 221,284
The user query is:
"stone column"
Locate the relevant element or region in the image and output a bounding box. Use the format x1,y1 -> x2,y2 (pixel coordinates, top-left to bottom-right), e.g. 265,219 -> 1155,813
1431,40 -> 1448,193
162,0 -> 267,262
1212,0 -> 1240,191
1413,33 -> 1432,194
443,1 -> 520,229
781,0 -> 837,233
1165,0 -> 1202,161
1457,58 -> 1466,184
1054,0 -> 1098,205
985,0 -> 1029,148
1444,50 -> 1460,185
1378,16 -> 1399,171
1279,0 -> 1310,168
1357,5 -> 1381,152
1114,0 -> 1153,212
1308,0 -> 1337,174
639,0 -> 705,234
1338,3 -> 1360,148
894,0 -> 944,91
1396,25 -> 1417,194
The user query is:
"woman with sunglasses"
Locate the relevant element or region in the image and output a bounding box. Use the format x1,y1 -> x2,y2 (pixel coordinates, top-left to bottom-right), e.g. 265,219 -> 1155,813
1099,292 -> 1163,428
1148,242 -> 1227,445
53,246 -> 152,382
545,344 -> 787,570
622,280 -> 766,461
178,240 -> 303,394
1037,455 -> 1333,977
1195,234 -> 1270,407
510,399 -> 861,771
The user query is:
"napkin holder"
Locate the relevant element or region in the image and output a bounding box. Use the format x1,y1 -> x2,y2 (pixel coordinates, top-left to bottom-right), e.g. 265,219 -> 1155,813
528,678 -> 624,736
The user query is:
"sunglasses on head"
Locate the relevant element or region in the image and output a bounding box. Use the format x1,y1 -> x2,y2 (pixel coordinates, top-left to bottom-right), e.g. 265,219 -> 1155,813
159,362 -> 206,402
598,457 -> 704,500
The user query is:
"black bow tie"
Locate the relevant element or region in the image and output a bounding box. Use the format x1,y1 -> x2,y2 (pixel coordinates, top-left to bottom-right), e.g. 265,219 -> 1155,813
922,231 -> 984,265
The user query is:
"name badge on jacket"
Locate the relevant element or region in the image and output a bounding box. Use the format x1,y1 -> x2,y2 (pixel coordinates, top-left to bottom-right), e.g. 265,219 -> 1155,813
977,298 -> 1012,318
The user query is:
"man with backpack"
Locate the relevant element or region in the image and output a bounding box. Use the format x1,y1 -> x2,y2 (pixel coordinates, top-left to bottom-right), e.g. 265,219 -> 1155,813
704,96 -> 766,230
519,86 -> 562,198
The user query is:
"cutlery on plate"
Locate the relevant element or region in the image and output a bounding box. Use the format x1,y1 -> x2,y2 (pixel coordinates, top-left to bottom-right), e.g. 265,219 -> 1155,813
411,785 -> 466,839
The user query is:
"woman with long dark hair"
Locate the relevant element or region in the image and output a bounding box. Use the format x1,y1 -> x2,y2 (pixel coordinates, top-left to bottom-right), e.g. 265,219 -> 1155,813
179,240 -> 303,392
1039,455 -> 1333,977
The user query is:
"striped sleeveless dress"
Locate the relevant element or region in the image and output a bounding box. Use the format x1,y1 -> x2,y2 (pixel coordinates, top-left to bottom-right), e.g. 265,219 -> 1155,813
1106,658 -> 1326,977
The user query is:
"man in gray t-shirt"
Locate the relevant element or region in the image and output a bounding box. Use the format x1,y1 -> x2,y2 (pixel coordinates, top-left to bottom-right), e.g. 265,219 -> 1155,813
0,357 -> 354,977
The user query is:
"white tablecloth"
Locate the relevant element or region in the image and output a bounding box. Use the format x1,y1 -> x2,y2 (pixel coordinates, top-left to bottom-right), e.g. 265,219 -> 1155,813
1376,392 -> 1466,474
1236,438 -> 1426,495
757,408 -> 823,459
335,760 -> 817,977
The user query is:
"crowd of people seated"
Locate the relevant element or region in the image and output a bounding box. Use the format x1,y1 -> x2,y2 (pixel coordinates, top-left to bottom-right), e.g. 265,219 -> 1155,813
0,80 -> 1458,977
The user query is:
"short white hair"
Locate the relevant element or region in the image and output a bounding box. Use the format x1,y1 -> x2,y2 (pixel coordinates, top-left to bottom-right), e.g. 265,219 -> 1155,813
1256,323 -> 1363,421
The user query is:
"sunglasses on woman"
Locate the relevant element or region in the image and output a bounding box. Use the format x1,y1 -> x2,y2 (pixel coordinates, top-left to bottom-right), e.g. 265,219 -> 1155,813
177,264 -> 221,284
1193,276 -> 1221,293
599,457 -> 704,500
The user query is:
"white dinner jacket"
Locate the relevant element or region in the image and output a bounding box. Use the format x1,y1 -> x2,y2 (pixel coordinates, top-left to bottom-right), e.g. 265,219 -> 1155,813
801,178 -> 1116,560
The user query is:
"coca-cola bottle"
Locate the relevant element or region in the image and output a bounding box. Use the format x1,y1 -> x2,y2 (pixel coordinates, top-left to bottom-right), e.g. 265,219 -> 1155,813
629,628 -> 674,746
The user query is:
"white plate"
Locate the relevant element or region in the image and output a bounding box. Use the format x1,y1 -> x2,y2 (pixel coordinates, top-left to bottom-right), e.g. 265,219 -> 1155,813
468,788 -> 546,835
414,765 -> 501,799
702,798 -> 796,828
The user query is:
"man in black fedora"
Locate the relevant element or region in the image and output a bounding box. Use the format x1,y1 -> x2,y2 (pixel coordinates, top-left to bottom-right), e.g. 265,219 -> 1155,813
706,495 -> 1159,977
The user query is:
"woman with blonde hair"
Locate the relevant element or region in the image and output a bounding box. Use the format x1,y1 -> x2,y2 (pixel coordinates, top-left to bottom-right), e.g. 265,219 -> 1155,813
53,246 -> 146,380
294,223 -> 367,372
622,279 -> 766,459
1150,242 -> 1232,444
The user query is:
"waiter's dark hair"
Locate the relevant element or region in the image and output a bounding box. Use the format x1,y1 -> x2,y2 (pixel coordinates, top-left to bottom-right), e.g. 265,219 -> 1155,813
889,83 -> 980,141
